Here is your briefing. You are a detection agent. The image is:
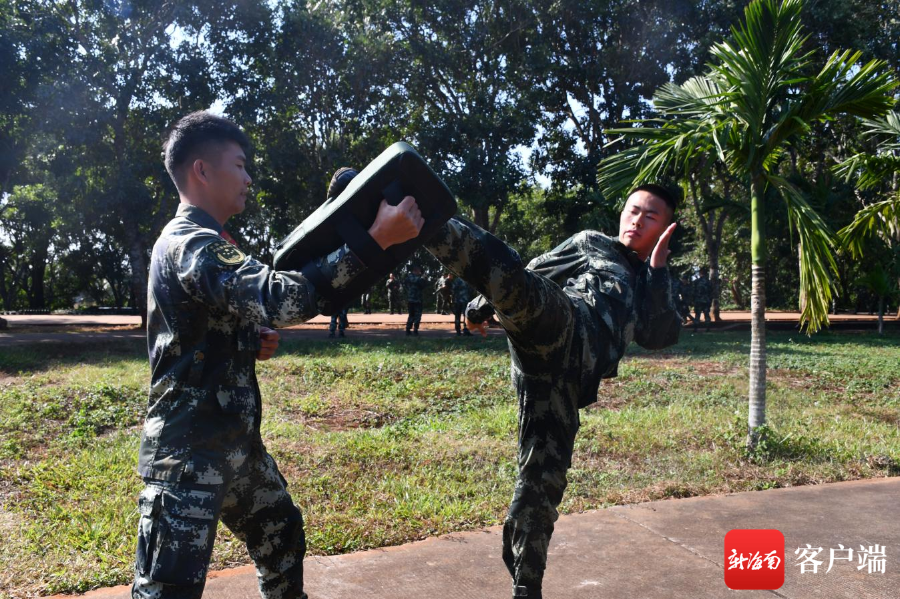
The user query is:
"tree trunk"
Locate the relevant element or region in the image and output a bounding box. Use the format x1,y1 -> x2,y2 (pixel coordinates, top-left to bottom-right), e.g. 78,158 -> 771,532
730,276 -> 745,309
472,206 -> 489,230
125,226 -> 149,329
27,239 -> 49,309
747,176 -> 767,450
877,295 -> 884,335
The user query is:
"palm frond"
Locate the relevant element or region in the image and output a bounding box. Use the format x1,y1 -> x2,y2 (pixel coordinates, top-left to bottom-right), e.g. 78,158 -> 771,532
834,153 -> 900,190
708,0 -> 811,137
767,174 -> 838,333
599,119 -> 720,199
837,197 -> 900,259
832,111 -> 900,191
765,53 -> 897,157
861,111 -> 900,148
653,76 -> 726,116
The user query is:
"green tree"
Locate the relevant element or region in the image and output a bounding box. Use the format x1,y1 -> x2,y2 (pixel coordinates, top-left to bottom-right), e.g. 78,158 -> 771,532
225,0 -> 395,256
526,0 -> 711,235
598,0 -> 896,448
357,0 -> 539,231
37,0 -> 275,324
836,112 -> 900,322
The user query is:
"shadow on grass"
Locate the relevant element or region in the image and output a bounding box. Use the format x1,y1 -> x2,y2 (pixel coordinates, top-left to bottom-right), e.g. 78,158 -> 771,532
0,339 -> 147,375
3,329 -> 896,376
639,329 -> 900,360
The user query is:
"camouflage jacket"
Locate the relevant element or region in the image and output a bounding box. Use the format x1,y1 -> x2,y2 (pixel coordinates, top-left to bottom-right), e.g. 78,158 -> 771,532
139,204 -> 365,484
451,276 -> 471,305
693,275 -> 712,306
404,274 -> 428,303
385,278 -> 401,295
436,220 -> 680,407
436,276 -> 453,296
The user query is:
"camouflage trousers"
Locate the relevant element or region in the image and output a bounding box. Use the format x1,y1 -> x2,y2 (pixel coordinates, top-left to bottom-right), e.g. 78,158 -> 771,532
452,302 -> 469,334
406,301 -> 423,332
132,447 -> 307,599
694,303 -> 712,328
329,309 -> 349,334
388,292 -> 401,314
427,219 -> 587,598
436,290 -> 451,314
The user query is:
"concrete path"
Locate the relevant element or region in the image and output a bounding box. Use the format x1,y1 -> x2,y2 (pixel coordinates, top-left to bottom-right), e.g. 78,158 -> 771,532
59,478 -> 899,599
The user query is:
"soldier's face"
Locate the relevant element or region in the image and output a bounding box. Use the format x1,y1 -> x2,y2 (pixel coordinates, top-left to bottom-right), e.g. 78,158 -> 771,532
618,191 -> 672,259
206,141 -> 252,219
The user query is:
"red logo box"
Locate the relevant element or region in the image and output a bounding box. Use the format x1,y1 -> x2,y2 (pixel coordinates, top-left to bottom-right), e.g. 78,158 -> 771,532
724,529 -> 785,590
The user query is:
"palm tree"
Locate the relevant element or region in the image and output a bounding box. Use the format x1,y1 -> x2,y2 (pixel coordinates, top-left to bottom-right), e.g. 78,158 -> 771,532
835,113 -> 900,325
598,0 -> 896,449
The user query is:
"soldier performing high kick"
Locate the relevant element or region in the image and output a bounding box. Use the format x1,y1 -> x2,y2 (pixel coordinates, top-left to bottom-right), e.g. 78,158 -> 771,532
424,184 -> 682,599
132,112 -> 423,599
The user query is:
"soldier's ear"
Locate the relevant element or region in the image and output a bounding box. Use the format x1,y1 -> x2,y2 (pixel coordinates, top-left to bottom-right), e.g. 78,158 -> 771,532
192,159 -> 209,186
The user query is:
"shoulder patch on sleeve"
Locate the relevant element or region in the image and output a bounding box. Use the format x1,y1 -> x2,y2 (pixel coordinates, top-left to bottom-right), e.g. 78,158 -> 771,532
206,239 -> 247,266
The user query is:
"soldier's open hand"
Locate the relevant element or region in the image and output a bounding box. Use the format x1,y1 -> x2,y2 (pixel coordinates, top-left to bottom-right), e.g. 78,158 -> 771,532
368,195 -> 425,250
650,222 -> 677,269
257,327 -> 280,360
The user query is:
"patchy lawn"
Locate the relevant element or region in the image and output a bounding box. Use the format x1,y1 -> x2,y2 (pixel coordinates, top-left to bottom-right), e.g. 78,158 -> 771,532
0,330 -> 898,597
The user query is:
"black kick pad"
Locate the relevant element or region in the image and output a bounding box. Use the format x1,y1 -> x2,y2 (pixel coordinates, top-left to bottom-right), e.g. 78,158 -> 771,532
273,141 -> 457,315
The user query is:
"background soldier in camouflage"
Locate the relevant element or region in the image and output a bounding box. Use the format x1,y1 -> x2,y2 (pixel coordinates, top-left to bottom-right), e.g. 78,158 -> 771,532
435,273 -> 453,314
678,272 -> 695,325
693,266 -> 713,331
328,307 -> 349,338
424,184 -> 681,599
133,112 -> 423,599
386,272 -> 402,314
449,272 -> 472,336
404,265 -> 428,335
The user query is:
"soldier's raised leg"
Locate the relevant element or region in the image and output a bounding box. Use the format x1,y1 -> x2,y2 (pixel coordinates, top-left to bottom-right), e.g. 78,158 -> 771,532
426,217 -> 574,356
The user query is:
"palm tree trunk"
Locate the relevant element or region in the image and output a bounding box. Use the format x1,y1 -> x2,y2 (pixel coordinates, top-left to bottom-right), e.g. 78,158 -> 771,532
748,176 -> 767,450
877,295 -> 884,335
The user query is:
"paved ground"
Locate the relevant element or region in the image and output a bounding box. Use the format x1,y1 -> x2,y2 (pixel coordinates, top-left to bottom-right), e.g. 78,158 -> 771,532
58,477 -> 899,599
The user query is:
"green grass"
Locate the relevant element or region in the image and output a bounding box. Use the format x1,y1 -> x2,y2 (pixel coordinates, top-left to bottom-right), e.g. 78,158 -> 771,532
0,330 -> 898,597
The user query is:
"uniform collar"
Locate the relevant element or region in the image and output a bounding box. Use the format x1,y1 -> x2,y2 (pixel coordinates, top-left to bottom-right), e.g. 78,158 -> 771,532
612,238 -> 648,271
176,203 -> 223,234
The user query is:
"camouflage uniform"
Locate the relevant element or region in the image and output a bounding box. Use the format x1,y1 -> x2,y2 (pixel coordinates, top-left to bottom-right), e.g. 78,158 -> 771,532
677,276 -> 695,324
451,276 -> 472,335
436,275 -> 452,314
404,272 -> 428,335
134,204 -> 367,599
329,308 -> 348,337
426,217 -> 680,598
386,278 -> 402,314
693,272 -> 712,330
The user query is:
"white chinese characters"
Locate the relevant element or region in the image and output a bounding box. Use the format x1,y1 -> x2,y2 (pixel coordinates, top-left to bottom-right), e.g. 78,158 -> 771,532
728,549 -> 782,571
794,544 -> 886,574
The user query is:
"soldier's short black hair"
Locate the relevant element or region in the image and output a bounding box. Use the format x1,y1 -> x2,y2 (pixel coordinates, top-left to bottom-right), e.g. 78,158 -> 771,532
163,111 -> 251,190
630,183 -> 679,216
327,167 -> 359,200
